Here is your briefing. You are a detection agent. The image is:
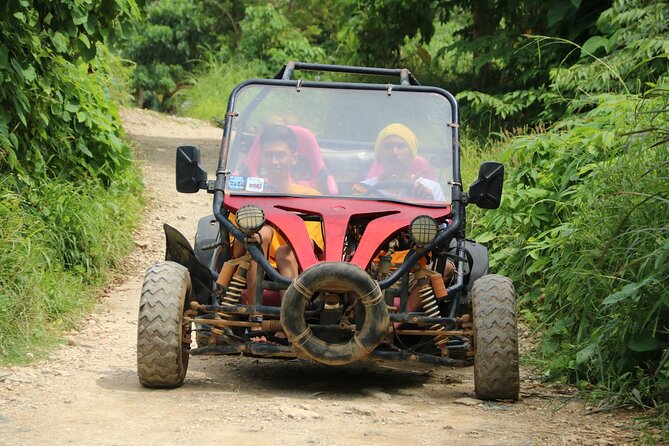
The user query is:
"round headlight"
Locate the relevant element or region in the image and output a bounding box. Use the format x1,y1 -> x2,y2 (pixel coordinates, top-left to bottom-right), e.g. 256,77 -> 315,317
409,215 -> 438,246
236,205 -> 266,234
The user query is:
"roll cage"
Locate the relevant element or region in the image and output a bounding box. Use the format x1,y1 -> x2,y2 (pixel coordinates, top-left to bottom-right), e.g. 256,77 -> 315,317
208,63 -> 469,297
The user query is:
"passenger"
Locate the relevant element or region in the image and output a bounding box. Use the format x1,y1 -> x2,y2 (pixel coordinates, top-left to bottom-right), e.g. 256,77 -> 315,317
231,125 -> 323,306
360,123 -> 445,201
364,124 -> 455,333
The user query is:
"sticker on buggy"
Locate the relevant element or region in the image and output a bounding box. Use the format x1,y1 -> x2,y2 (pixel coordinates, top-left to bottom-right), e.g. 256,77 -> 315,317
227,175 -> 246,191
245,177 -> 264,192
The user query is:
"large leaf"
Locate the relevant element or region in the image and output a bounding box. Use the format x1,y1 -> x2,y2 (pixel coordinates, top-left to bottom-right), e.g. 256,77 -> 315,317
602,277 -> 655,306
627,332 -> 659,352
548,1 -> 575,27
0,45 -> 8,69
575,342 -> 597,365
581,36 -> 609,58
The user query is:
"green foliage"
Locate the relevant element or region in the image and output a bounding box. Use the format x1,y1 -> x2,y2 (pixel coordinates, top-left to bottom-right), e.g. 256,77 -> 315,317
550,0 -> 669,97
0,171 -> 143,362
173,57 -> 268,121
340,0 -> 610,132
121,0 -> 330,111
99,45 -> 137,106
121,0 -> 245,110
174,2 -> 331,120
238,4 -> 326,67
0,1 -> 144,362
344,0 -> 436,65
473,90 -> 669,408
456,88 -> 558,134
0,0 -> 139,186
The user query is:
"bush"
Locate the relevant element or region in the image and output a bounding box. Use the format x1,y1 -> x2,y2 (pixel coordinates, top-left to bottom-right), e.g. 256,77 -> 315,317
0,1 -> 144,363
0,171 -> 143,362
173,57 -> 268,122
0,1 -> 139,187
121,0 -> 245,111
473,90 -> 669,409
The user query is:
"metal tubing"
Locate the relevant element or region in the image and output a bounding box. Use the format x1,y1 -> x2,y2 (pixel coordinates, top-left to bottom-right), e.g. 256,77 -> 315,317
186,317 -> 260,328
379,200 -> 462,289
191,342 -> 296,357
388,313 -> 458,326
281,61 -> 295,80
213,190 -> 293,288
195,302 -> 281,317
393,329 -> 471,337
369,350 -> 471,367
285,62 -> 420,85
215,76 -> 464,291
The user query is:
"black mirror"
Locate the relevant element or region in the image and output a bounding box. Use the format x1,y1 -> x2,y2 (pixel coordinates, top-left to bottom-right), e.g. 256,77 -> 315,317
176,146 -> 208,193
468,161 -> 504,209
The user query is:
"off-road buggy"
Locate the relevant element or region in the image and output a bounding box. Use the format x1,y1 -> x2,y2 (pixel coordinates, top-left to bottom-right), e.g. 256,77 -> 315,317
136,62 -> 519,400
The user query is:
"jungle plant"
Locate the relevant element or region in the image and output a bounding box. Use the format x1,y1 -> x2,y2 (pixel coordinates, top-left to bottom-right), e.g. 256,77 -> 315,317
0,0 -> 143,362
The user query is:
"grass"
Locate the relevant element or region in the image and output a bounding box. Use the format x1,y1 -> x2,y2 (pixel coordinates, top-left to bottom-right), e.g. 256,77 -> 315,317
173,58 -> 269,122
0,168 -> 143,364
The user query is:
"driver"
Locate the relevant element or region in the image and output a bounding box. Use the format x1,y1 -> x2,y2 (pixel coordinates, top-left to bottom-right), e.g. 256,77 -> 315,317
231,125 -> 324,308
360,123 -> 445,201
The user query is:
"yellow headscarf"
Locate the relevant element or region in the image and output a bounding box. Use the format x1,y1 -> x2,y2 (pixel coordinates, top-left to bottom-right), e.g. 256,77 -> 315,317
374,123 -> 418,159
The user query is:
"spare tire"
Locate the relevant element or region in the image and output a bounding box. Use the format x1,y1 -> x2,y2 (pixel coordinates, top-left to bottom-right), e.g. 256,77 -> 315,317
281,262 -> 389,365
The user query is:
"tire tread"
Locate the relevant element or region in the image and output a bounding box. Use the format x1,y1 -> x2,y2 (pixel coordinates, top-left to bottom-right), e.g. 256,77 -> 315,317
472,274 -> 520,400
137,261 -> 191,388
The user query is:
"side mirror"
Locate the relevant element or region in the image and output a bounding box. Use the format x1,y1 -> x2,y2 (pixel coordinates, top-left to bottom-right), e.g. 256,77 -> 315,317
176,146 -> 208,193
468,161 -> 504,209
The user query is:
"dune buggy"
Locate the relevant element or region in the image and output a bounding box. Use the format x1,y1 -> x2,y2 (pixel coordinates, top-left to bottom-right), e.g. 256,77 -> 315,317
136,62 -> 519,400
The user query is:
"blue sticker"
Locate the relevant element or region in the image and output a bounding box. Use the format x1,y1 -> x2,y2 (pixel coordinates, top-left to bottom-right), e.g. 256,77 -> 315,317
228,175 -> 246,191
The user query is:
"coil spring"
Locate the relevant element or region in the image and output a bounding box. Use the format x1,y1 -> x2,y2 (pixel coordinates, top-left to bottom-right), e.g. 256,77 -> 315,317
218,271 -> 246,319
418,284 -> 449,348
223,274 -> 245,305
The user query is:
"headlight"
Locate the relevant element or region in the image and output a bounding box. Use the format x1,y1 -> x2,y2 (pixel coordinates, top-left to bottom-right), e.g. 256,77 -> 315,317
409,215 -> 438,246
236,205 -> 266,234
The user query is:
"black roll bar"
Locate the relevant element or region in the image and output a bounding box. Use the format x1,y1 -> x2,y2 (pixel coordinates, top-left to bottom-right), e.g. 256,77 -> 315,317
213,72 -> 463,291
276,61 -> 421,86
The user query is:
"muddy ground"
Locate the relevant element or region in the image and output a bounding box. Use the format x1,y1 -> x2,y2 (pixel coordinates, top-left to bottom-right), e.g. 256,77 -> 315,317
0,108 -> 654,445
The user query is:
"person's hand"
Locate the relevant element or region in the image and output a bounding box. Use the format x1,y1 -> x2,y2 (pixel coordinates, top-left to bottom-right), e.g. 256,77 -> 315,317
412,180 -> 433,199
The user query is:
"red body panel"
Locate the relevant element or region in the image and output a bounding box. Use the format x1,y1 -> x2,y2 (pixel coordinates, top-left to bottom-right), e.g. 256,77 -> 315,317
225,195 -> 451,270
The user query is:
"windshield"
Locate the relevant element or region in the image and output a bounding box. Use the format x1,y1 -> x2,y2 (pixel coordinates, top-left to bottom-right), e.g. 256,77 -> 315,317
224,84 -> 454,205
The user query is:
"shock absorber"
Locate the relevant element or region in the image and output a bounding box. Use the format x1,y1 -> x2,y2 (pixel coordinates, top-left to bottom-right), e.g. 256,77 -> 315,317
208,256 -> 251,345
221,260 -> 249,312
415,267 -> 449,353
215,255 -> 251,318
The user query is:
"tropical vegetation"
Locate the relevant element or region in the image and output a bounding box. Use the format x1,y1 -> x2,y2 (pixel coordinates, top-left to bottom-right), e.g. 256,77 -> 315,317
1,0 -> 667,433
0,1 -> 143,361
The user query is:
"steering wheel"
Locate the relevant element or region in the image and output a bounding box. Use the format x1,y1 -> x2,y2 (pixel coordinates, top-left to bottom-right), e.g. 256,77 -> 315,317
361,180 -> 416,197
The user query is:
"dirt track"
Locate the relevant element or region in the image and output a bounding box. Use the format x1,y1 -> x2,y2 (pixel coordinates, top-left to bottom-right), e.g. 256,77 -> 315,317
0,108 -> 649,445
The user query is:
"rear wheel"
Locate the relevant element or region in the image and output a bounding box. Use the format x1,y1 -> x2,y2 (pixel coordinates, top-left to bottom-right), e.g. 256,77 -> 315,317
137,261 -> 191,388
472,274 -> 519,400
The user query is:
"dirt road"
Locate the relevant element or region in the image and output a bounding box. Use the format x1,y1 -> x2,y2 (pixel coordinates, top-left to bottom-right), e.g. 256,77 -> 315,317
0,109 -> 647,445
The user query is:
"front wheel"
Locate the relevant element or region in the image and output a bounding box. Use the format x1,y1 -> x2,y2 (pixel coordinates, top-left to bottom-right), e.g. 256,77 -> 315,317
472,274 -> 519,400
137,261 -> 191,388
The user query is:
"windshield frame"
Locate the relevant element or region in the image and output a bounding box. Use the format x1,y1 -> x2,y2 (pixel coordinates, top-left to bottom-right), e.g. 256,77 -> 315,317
218,78 -> 462,208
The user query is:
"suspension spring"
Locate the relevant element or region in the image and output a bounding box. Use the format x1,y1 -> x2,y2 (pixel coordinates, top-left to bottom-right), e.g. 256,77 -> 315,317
218,265 -> 248,319
418,283 -> 449,349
